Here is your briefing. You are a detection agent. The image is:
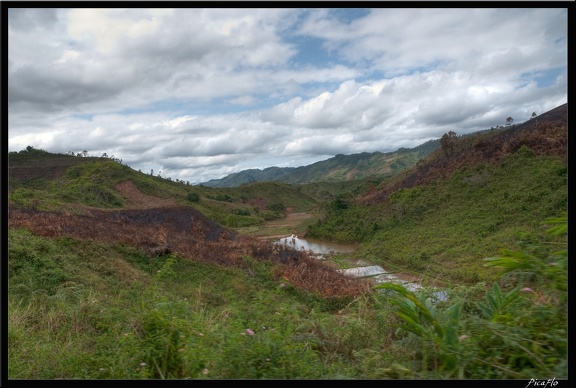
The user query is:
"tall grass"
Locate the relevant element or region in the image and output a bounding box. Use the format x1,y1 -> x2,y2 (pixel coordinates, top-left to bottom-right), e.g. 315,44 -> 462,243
376,214 -> 567,379
9,211 -> 566,379
7,228 -> 398,379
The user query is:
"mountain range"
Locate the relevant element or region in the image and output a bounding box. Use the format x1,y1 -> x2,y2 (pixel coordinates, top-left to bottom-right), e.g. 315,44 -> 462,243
198,108 -> 555,188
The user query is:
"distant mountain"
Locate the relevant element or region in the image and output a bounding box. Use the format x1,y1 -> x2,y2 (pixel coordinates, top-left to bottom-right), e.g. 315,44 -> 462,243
199,139 -> 440,188
200,166 -> 296,188
200,101 -> 567,189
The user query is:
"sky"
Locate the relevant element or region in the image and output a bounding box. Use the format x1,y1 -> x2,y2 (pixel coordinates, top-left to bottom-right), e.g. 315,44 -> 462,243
7,7 -> 568,184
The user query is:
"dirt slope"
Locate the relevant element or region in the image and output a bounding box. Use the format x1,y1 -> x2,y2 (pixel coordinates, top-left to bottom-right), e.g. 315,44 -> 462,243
114,181 -> 177,209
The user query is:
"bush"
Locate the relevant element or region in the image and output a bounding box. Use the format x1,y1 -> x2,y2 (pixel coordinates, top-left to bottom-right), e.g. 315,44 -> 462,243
376,214 -> 568,379
267,202 -> 285,212
187,192 -> 200,203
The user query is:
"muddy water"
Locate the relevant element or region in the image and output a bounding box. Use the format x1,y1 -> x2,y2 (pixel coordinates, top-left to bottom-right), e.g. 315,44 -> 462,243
257,212 -> 447,300
273,234 -> 447,300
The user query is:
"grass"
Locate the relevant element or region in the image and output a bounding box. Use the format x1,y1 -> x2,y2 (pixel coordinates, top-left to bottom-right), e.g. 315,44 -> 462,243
8,212 -> 567,379
308,148 -> 567,286
7,228 -> 394,379
7,132 -> 567,379
9,151 -> 326,230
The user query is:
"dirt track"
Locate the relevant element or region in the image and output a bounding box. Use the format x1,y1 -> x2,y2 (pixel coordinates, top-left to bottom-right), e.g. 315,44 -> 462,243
264,212 -> 311,228
249,212 -> 313,239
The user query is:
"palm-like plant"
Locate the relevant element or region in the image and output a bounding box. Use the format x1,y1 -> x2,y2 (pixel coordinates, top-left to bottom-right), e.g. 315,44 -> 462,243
375,283 -> 464,377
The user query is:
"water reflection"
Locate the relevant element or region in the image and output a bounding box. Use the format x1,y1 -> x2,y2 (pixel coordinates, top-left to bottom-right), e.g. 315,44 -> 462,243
275,235 -> 448,301
276,234 -> 356,255
337,264 -> 447,300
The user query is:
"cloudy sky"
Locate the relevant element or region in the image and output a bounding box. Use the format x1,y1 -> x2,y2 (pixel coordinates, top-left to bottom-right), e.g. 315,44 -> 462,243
7,7 -> 567,184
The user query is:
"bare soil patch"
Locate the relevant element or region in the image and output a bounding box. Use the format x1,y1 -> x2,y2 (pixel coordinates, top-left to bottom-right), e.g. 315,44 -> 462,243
115,181 -> 176,209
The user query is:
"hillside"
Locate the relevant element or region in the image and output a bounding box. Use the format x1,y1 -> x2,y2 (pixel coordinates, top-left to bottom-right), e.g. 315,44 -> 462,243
359,103 -> 567,205
200,103 -> 565,190
200,166 -> 296,188
306,103 -> 567,286
8,149 -> 323,228
8,168 -> 368,302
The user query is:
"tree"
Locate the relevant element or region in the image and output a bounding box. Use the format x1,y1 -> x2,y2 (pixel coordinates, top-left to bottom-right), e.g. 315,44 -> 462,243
440,131 -> 458,157
506,117 -> 514,126
531,112 -> 537,119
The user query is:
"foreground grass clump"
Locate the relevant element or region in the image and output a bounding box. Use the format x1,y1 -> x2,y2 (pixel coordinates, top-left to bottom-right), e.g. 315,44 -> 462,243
376,214 -> 567,379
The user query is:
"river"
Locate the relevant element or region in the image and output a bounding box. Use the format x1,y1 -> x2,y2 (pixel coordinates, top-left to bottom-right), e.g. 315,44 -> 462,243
276,234 -> 357,256
273,234 -> 447,300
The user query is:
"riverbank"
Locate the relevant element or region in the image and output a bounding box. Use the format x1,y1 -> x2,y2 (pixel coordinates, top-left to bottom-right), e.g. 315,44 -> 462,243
239,211 -> 447,291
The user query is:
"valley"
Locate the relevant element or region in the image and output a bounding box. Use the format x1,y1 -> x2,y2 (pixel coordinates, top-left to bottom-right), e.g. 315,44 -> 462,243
7,103 -> 568,380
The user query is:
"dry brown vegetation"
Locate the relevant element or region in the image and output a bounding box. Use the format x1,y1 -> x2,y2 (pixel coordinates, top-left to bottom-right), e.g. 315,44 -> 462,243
360,103 -> 567,205
8,200 -> 372,299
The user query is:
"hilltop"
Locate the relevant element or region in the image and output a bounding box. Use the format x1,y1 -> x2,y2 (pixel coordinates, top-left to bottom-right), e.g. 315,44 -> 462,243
359,103 -> 567,205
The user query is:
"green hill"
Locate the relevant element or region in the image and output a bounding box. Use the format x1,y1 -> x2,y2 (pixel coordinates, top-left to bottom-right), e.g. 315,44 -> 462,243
8,149 -> 320,229
200,166 -> 296,188
306,104 -> 568,286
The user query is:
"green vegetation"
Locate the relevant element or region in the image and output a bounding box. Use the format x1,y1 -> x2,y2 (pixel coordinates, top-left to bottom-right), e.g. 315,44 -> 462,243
7,107 -> 568,379
8,213 -> 567,379
308,147 -> 567,286
8,228 -> 390,379
201,143 -> 439,187
377,214 -> 567,378
8,150 -> 320,228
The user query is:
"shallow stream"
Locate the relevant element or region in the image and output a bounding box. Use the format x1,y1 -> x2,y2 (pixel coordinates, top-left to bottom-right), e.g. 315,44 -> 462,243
274,234 -> 447,300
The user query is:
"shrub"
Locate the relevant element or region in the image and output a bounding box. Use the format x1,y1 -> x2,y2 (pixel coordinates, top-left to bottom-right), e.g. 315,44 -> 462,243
187,192 -> 200,203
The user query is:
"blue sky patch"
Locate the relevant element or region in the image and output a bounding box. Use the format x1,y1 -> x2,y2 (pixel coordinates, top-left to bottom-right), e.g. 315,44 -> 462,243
329,8 -> 371,24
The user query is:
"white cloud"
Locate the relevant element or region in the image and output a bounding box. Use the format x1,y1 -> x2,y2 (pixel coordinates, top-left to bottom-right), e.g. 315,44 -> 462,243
53,49 -> 80,64
8,7 -> 567,184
